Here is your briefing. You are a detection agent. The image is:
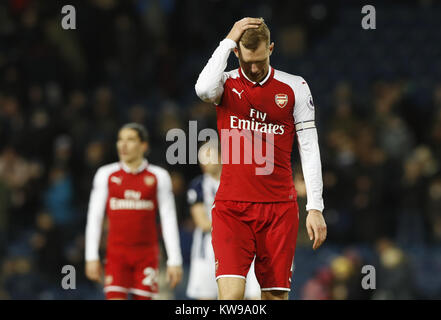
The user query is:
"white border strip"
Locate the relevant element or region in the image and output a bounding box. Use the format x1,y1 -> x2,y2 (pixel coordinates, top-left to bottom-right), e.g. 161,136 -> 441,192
216,275 -> 246,281
129,288 -> 158,298
104,286 -> 129,293
261,287 -> 291,292
104,286 -> 158,298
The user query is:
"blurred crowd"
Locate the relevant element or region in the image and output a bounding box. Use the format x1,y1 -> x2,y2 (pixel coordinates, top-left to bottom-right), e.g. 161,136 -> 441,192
0,0 -> 440,299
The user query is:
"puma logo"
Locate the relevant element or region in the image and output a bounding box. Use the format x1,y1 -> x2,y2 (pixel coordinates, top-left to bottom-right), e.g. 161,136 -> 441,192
232,88 -> 244,99
110,176 -> 122,185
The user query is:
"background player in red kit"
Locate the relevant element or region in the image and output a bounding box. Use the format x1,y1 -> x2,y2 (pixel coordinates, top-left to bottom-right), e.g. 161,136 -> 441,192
84,123 -> 183,300
195,18 -> 327,300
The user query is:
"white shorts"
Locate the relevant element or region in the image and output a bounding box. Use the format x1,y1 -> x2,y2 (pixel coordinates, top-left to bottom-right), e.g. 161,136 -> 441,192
186,256 -> 218,299
186,232 -> 260,299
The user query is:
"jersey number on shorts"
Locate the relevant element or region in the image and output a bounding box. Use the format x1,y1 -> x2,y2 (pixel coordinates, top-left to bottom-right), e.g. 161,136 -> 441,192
142,267 -> 158,286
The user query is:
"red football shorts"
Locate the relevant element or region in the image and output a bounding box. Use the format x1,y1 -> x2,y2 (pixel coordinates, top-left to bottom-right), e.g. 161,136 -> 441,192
104,245 -> 159,300
212,200 -> 299,291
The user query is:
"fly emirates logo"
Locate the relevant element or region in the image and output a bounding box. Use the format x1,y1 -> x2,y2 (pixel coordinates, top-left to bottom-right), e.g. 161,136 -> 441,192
220,108 -> 276,176
109,189 -> 154,211
230,108 -> 285,135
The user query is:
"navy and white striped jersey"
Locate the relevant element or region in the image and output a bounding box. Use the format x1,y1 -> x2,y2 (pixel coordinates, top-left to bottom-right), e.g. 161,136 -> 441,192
187,174 -> 220,259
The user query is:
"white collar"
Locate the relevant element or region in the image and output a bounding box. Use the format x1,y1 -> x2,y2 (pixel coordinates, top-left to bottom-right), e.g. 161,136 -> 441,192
241,66 -> 272,86
120,159 -> 148,174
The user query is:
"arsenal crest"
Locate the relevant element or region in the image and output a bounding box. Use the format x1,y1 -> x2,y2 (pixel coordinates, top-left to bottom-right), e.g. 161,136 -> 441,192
144,176 -> 155,186
275,94 -> 288,108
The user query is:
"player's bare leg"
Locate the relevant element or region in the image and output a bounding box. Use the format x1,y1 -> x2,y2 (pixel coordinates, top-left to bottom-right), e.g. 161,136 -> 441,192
261,290 -> 288,300
217,277 -> 246,300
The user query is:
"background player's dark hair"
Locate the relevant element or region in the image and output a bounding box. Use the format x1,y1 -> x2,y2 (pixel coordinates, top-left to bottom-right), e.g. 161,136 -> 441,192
120,123 -> 149,142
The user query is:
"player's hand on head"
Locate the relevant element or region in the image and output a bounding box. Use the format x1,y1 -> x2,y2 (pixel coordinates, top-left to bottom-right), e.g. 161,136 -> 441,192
166,265 -> 183,289
85,260 -> 103,283
306,210 -> 327,250
226,17 -> 263,44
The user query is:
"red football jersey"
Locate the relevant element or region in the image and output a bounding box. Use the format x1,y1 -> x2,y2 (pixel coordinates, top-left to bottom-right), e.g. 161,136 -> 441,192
196,38 -> 324,210
105,166 -> 158,246
85,160 -> 182,266
215,66 -> 310,202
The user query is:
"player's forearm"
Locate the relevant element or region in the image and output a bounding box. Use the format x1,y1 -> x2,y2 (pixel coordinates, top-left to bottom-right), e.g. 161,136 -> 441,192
159,197 -> 183,266
85,218 -> 103,261
297,129 -> 324,212
85,167 -> 109,261
160,209 -> 183,266
191,204 -> 212,232
155,169 -> 183,266
195,38 -> 236,103
84,197 -> 106,261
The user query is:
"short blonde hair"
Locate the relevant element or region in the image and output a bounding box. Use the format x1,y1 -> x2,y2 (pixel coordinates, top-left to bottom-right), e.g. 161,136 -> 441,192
239,19 -> 270,50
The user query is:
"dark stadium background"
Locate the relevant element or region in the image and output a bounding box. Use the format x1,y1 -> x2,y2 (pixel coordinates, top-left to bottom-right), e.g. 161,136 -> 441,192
0,0 -> 440,300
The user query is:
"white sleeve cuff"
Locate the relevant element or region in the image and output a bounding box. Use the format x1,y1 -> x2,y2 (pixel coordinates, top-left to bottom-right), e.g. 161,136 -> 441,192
306,203 -> 324,213
166,258 -> 183,267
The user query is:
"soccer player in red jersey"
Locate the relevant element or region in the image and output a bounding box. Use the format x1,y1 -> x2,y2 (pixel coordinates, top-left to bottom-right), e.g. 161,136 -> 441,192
195,18 -> 327,300
84,123 -> 183,300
